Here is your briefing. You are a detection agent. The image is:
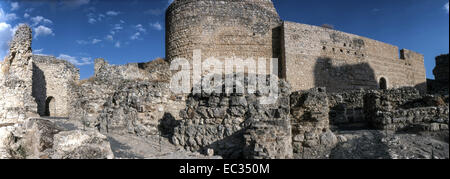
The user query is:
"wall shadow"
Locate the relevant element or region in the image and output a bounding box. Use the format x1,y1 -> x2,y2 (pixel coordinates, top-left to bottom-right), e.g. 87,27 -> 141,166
314,57 -> 378,130
313,57 -> 378,93
158,113 -> 180,139
32,63 -> 47,116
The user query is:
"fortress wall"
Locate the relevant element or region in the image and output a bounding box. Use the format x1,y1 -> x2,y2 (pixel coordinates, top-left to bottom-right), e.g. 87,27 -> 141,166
32,55 -> 80,117
282,21 -> 426,93
166,0 -> 282,73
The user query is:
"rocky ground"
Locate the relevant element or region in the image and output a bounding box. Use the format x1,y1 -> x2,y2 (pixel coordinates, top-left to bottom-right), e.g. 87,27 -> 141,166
330,130 -> 449,159
48,117 -> 449,159
46,117 -> 221,159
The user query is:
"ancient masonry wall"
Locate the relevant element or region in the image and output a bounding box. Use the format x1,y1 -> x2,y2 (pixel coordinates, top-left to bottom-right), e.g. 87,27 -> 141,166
94,58 -> 171,82
70,58 -> 185,136
32,55 -> 80,117
0,25 -> 39,123
166,0 -> 282,73
281,22 -> 427,93
429,54 -> 449,93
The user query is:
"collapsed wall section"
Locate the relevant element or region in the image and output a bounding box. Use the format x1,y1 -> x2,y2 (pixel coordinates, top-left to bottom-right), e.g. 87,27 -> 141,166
281,22 -> 427,93
0,25 -> 39,123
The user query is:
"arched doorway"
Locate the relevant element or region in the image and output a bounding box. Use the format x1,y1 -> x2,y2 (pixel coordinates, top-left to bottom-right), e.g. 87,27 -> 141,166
379,77 -> 387,90
45,96 -> 56,116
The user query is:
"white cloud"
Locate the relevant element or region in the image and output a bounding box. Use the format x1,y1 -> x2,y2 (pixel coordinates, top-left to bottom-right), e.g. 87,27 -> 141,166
88,17 -> 97,24
92,38 -> 101,44
130,32 -> 141,40
110,23 -> 123,34
150,22 -> 162,31
0,22 -> 15,59
0,8 -> 18,22
106,11 -> 120,16
24,13 -> 30,18
31,16 -> 53,26
87,12 -> 106,24
62,0 -> 91,8
76,40 -> 88,45
115,41 -> 121,48
34,25 -> 54,38
136,24 -> 146,32
445,2 -> 449,14
57,54 -> 92,66
11,2 -> 20,11
33,49 -> 44,54
105,35 -> 113,41
25,8 -> 34,13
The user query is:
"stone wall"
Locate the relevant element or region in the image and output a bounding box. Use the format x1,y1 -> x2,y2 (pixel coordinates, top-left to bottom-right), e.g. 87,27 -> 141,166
0,25 -> 39,123
171,74 -> 292,159
94,58 -> 171,82
32,55 -> 80,117
428,54 -> 449,94
97,81 -> 186,136
69,58 -> 179,134
281,22 -> 427,93
364,88 -> 449,131
328,90 -> 370,129
166,0 -> 282,73
290,88 -> 337,159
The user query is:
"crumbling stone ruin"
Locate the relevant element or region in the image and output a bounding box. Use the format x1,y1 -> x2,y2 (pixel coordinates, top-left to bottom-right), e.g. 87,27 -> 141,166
0,0 -> 449,159
0,25 -> 39,123
428,54 -> 449,94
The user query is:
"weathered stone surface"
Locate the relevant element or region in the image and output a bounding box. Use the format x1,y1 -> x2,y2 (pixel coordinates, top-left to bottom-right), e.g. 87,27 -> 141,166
32,55 -> 80,117
281,22 -> 426,93
97,81 -> 185,136
69,58 -> 176,133
243,118 -> 293,159
0,126 -> 14,158
0,24 -> 39,123
166,0 -> 282,66
290,88 -> 337,159
364,88 -> 449,131
0,118 -> 114,159
172,74 -> 292,159
428,54 -> 449,94
52,130 -> 114,159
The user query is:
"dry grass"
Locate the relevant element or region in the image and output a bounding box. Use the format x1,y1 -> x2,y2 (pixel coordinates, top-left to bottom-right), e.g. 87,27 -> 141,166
76,77 -> 95,86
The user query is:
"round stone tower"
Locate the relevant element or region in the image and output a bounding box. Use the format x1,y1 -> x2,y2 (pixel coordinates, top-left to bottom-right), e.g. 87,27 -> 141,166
166,0 -> 282,67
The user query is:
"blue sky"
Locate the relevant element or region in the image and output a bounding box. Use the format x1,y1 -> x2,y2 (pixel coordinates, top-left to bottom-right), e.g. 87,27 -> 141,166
0,0 -> 448,79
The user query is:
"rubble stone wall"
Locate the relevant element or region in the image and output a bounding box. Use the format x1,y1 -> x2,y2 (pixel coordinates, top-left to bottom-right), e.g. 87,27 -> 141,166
0,25 -> 39,123
69,58 -> 179,135
364,88 -> 449,131
32,55 -> 80,117
328,90 -> 367,129
290,88 -> 337,159
171,74 -> 292,159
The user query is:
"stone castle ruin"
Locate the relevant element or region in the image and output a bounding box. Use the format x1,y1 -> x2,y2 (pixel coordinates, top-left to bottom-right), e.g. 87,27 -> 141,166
0,0 -> 448,159
166,0 -> 427,93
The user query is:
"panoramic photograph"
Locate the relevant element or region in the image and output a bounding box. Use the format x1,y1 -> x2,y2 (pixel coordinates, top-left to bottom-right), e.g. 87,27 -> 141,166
0,0 -> 449,166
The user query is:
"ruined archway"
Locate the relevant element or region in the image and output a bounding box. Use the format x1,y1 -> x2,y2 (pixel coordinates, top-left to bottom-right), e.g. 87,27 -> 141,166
379,77 -> 388,90
45,96 -> 56,116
